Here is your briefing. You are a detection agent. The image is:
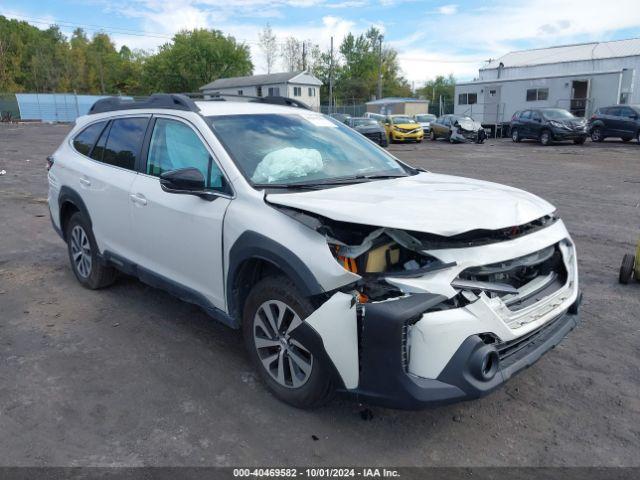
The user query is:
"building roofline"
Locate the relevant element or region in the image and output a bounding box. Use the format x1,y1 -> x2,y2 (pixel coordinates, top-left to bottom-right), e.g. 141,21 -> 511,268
457,69 -> 624,86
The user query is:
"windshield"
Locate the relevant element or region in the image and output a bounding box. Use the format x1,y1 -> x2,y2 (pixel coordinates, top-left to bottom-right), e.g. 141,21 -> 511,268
353,119 -> 378,127
415,115 -> 436,122
391,116 -> 416,124
454,116 -> 475,123
208,113 -> 408,186
542,109 -> 574,120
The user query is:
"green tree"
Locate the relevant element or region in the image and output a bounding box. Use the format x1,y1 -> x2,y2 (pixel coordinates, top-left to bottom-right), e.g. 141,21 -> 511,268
417,74 -> 456,104
143,29 -> 253,93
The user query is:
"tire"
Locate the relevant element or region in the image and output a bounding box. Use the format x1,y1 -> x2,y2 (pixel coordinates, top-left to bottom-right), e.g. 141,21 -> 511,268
242,276 -> 334,409
540,129 -> 553,146
622,137 -> 632,142
65,212 -> 117,289
430,130 -> 436,141
591,127 -> 604,142
511,128 -> 521,143
619,254 -> 635,284
416,138 -> 423,143
573,137 -> 586,145
637,131 -> 640,144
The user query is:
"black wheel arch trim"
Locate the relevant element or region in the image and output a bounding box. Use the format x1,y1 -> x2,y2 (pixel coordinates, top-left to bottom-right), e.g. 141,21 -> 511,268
227,231 -> 325,322
58,186 -> 92,241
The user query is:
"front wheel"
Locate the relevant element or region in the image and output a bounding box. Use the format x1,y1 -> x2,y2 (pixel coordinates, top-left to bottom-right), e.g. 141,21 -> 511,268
540,130 -> 553,146
619,254 -> 635,284
591,127 -> 604,142
243,276 -> 334,409
65,212 -> 117,289
511,128 -> 521,142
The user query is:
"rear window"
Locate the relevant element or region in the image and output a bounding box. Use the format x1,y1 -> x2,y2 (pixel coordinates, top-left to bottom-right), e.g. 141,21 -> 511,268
101,118 -> 148,170
72,121 -> 107,156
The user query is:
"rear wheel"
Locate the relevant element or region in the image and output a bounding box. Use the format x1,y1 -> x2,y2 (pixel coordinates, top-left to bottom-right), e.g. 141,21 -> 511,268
591,127 -> 604,142
243,276 -> 334,409
540,129 -> 553,146
430,130 -> 436,141
65,212 -> 117,289
619,254 -> 635,284
622,137 -> 632,142
636,130 -> 640,144
511,128 -> 521,142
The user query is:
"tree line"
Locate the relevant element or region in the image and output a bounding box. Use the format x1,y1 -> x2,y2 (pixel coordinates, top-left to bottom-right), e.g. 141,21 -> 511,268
0,15 -> 453,104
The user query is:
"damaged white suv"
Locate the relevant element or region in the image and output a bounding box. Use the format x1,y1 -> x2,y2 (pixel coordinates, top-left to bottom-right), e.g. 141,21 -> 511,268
48,94 -> 581,409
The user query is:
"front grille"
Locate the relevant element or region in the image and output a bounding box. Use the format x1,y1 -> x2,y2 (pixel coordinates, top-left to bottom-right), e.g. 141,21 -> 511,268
489,313 -> 565,368
363,132 -> 382,143
456,243 -> 567,311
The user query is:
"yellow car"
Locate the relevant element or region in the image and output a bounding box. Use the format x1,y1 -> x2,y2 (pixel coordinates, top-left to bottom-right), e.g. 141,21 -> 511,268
383,115 -> 424,143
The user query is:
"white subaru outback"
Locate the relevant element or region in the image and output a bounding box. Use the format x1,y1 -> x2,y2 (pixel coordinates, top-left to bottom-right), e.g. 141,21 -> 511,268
48,94 -> 580,409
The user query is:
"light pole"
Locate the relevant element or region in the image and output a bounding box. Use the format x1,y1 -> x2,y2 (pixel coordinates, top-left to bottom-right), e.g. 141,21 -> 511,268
377,34 -> 383,100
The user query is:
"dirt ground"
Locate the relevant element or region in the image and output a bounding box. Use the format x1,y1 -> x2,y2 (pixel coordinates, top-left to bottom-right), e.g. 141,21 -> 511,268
0,123 -> 639,467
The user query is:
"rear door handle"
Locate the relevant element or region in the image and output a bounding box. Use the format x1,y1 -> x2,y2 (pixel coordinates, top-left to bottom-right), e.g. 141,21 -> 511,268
129,193 -> 147,206
79,177 -> 91,187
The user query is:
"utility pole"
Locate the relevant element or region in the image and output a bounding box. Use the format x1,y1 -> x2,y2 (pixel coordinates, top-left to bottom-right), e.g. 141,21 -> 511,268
377,34 -> 383,100
329,36 -> 334,115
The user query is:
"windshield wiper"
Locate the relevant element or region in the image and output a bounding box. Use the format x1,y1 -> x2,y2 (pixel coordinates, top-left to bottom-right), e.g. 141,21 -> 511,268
255,173 -> 409,190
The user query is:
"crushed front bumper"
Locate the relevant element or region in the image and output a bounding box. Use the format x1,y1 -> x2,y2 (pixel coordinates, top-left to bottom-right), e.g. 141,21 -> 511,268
348,293 -> 580,409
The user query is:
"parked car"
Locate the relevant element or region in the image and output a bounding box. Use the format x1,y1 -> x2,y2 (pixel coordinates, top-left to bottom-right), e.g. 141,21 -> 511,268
383,115 -> 424,143
346,117 -> 388,147
430,114 -> 486,143
588,105 -> 640,143
413,113 -> 437,133
48,93 -> 581,410
510,108 -> 587,146
363,112 -> 386,123
329,112 -> 351,124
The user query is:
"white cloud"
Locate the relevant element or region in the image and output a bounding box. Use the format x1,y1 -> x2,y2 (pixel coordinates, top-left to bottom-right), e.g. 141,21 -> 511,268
437,4 -> 457,15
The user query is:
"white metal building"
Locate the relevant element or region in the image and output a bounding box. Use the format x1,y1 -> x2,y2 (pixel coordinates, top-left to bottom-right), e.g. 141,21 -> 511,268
454,38 -> 640,126
365,97 -> 430,116
200,71 -> 322,111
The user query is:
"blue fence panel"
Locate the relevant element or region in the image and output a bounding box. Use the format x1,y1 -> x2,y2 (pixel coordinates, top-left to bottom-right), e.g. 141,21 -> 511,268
15,94 -> 133,122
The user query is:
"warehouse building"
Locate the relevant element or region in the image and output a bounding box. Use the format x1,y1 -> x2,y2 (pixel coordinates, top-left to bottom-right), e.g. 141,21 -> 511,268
454,38 -> 640,128
365,97 -> 430,116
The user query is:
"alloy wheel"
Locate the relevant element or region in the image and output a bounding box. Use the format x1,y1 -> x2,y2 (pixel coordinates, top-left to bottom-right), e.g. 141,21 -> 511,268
70,225 -> 92,278
253,300 -> 313,389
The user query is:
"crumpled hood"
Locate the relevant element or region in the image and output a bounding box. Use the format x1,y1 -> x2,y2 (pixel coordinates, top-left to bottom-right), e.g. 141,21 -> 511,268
456,119 -> 483,131
267,172 -> 555,236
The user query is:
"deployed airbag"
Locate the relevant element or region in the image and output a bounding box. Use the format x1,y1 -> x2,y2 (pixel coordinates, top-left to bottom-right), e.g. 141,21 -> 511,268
252,147 -> 323,183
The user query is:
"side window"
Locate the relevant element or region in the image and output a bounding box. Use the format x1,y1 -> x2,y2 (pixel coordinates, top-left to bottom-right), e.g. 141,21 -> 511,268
146,118 -> 228,191
101,117 -> 148,170
520,110 -> 531,120
609,107 -> 622,117
621,107 -> 636,118
531,111 -> 541,121
90,121 -> 110,162
443,116 -> 451,126
73,121 -> 107,156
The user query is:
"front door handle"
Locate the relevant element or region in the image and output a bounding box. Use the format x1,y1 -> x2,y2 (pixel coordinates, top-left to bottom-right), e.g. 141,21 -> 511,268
129,193 -> 147,206
79,177 -> 91,187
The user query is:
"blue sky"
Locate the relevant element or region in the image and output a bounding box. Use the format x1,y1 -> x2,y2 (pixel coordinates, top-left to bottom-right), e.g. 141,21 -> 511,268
2,0 -> 640,86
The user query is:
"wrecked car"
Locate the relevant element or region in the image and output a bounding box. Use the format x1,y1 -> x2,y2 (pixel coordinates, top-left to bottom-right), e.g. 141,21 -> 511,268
48,94 -> 581,410
430,114 -> 487,143
383,115 -> 424,143
346,117 -> 388,147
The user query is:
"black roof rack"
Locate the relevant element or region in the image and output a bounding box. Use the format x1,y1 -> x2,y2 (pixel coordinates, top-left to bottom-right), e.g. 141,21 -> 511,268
88,93 -> 200,115
187,92 -> 312,110
88,92 -> 312,115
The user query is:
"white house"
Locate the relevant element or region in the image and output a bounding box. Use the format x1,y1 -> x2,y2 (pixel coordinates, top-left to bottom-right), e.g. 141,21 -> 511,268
200,71 -> 322,111
454,38 -> 640,126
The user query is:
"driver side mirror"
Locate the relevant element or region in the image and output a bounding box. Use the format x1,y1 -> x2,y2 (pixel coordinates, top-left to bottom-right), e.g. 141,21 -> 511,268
160,168 -> 219,201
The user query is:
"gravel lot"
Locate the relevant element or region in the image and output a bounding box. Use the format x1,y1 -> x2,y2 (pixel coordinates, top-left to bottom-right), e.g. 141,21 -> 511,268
0,123 -> 639,467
